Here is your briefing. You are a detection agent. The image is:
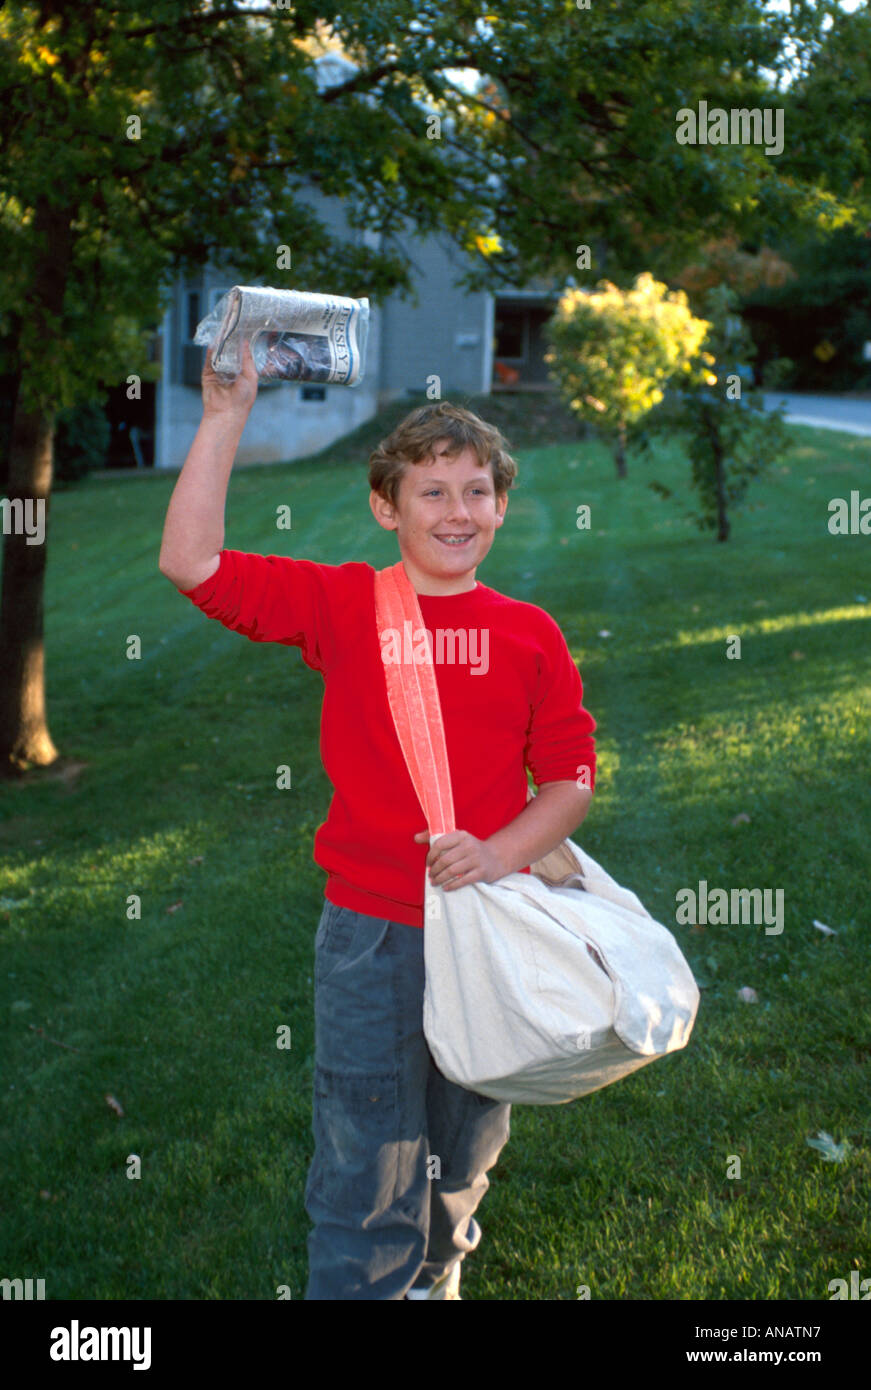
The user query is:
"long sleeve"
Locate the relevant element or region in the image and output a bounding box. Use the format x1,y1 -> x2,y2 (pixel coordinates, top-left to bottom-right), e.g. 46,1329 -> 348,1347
523,614 -> 597,790
180,548 -> 355,673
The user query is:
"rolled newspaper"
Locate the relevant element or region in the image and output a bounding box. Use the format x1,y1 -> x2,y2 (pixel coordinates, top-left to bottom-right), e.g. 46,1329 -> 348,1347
194,285 -> 370,387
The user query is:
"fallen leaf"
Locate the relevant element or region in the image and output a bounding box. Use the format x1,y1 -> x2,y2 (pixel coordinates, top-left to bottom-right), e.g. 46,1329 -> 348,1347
731,812 -> 751,825
105,1094 -> 124,1117
188,856 -> 204,866
166,901 -> 183,914
598,629 -> 612,638
812,919 -> 837,937
806,1131 -> 851,1162
790,650 -> 805,661
737,986 -> 758,1003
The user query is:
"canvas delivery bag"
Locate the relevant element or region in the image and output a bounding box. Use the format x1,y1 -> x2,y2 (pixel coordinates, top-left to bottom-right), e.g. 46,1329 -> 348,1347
374,560 -> 701,1106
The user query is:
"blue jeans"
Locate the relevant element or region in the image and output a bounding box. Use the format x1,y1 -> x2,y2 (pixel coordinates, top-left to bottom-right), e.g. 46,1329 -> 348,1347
304,901 -> 512,1300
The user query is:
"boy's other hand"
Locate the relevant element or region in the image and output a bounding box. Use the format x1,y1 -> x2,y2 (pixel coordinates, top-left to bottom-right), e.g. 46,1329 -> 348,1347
414,829 -> 506,890
202,339 -> 258,419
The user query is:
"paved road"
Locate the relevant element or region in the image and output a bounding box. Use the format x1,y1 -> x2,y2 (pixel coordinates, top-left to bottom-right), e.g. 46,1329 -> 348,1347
763,392 -> 871,437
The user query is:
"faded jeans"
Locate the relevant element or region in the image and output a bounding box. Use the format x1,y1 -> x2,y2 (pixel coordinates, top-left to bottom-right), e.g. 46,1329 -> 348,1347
304,900 -> 512,1300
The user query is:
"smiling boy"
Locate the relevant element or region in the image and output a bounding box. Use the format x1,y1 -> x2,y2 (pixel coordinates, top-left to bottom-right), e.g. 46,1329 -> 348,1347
159,340 -> 597,1300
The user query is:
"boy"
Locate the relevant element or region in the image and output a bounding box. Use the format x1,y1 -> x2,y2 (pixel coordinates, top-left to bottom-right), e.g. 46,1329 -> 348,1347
158,340 -> 597,1300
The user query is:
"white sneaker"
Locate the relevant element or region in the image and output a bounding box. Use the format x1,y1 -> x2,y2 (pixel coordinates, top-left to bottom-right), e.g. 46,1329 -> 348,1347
405,1263 -> 462,1300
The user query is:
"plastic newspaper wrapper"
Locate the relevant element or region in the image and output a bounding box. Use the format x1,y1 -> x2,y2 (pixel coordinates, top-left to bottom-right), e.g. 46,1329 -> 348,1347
193,285 -> 369,388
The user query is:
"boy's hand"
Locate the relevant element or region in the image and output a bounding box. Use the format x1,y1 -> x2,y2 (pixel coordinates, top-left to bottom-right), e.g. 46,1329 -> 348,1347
202,338 -> 259,419
414,830 -> 507,890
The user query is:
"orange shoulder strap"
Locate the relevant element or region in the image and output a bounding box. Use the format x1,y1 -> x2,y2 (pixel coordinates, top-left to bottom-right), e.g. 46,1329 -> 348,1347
374,561 -> 456,837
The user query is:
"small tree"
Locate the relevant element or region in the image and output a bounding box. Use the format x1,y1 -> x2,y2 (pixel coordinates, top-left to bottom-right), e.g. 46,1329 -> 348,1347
641,284 -> 791,541
543,273 -> 710,478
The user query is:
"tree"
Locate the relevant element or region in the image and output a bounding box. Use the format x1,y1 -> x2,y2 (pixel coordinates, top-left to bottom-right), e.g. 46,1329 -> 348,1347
641,283 -> 790,541
446,0 -> 857,291
543,273 -> 710,478
0,0 -> 859,773
774,1 -> 871,227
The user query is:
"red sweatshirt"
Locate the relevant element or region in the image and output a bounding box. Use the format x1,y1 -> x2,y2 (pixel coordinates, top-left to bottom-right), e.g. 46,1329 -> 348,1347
180,550 -> 596,927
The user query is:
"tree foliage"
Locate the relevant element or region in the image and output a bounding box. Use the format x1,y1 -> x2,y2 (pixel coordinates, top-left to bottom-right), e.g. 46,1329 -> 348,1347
543,273 -> 710,477
773,1 -> 871,225
641,283 -> 791,540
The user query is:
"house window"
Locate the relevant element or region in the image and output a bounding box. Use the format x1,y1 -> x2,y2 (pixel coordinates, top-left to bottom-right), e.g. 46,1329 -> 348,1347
182,288 -> 232,388
495,307 -> 525,361
186,292 -> 200,342
181,290 -> 204,387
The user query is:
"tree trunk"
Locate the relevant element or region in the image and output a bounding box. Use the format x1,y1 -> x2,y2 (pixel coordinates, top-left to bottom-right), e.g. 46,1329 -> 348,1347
614,423 -> 628,479
714,434 -> 730,541
0,196 -> 72,775
0,403 -> 59,772
700,400 -> 730,542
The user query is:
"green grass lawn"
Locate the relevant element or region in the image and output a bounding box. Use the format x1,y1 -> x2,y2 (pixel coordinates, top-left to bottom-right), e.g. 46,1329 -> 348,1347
1,401 -> 869,1300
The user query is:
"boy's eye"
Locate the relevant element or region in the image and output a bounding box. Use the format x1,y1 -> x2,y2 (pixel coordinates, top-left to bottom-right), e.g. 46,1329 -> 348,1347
424,488 -> 486,497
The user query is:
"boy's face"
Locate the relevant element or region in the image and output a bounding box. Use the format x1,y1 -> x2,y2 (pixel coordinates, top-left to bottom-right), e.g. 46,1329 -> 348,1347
369,439 -> 508,595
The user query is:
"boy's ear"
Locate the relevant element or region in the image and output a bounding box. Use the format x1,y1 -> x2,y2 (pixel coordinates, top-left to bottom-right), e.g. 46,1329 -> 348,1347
369,489 -> 398,532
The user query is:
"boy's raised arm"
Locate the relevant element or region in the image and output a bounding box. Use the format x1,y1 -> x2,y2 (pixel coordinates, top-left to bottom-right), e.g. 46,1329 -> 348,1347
158,339 -> 259,592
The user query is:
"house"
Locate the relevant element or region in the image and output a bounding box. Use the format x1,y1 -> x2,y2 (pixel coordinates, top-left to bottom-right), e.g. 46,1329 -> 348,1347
109,54 -> 566,472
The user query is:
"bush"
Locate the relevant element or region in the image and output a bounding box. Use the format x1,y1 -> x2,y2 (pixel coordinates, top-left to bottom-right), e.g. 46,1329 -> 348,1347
54,398 -> 110,486
543,273 -> 710,478
760,357 -> 795,391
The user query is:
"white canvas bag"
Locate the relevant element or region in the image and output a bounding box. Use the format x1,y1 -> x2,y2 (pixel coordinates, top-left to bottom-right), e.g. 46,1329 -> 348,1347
375,561 -> 700,1105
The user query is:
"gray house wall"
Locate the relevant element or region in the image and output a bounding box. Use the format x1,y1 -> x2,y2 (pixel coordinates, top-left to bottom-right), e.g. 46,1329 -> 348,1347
377,231 -> 494,403
151,221 -> 565,469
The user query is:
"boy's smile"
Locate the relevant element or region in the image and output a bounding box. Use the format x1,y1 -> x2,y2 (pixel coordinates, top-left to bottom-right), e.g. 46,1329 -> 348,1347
370,440 -> 508,596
